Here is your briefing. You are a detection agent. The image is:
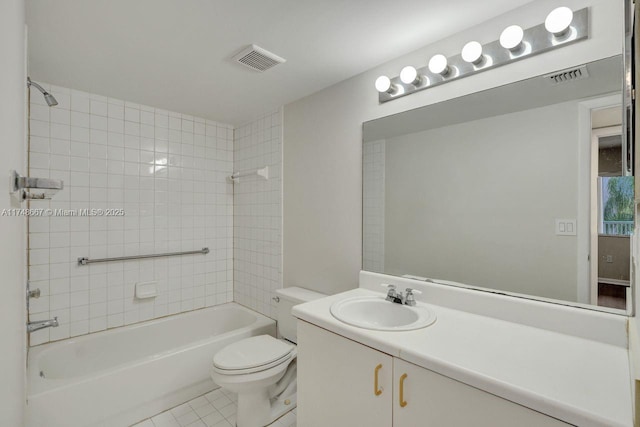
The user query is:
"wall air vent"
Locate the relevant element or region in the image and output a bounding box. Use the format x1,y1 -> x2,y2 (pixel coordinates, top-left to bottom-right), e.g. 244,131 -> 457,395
232,44 -> 286,72
544,65 -> 589,84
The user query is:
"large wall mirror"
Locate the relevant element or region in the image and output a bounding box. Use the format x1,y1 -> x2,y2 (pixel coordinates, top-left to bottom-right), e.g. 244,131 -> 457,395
362,52 -> 635,314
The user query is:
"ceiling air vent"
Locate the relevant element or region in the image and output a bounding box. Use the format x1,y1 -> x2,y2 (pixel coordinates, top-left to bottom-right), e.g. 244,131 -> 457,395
232,44 -> 286,72
544,65 -> 589,84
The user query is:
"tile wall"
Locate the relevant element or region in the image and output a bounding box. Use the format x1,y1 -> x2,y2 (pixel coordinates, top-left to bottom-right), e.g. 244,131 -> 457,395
363,139 -> 385,272
27,82 -> 234,345
232,109 -> 283,318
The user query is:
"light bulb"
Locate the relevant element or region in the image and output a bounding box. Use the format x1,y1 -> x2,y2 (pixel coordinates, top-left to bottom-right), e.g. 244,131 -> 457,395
545,7 -> 573,37
400,66 -> 419,85
428,54 -> 449,76
375,75 -> 392,93
461,41 -> 483,65
500,25 -> 524,51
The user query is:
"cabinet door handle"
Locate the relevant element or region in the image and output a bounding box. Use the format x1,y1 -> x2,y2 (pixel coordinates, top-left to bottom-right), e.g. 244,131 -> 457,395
399,373 -> 408,408
374,364 -> 383,396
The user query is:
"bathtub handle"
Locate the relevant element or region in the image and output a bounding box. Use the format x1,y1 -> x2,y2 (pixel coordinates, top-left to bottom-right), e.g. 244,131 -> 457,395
272,296 -> 280,303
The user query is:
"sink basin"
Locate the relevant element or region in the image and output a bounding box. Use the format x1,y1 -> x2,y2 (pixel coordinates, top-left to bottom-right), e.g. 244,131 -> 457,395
330,296 -> 436,331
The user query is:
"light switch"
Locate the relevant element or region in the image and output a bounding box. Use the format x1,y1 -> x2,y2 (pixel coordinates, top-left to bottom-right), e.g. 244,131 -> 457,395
555,219 -> 577,236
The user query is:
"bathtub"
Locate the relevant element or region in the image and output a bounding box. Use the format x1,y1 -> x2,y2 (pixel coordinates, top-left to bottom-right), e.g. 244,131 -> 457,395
26,303 -> 276,427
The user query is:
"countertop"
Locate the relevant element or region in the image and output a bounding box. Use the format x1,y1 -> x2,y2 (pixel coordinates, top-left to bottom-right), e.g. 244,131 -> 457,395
292,288 -> 633,427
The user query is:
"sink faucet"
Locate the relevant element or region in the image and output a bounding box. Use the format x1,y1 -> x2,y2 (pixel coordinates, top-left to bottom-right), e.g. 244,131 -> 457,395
381,284 -> 422,306
27,317 -> 59,333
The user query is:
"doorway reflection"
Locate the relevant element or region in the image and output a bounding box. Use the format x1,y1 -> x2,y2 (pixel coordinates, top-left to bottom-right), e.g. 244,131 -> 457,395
592,106 -> 633,309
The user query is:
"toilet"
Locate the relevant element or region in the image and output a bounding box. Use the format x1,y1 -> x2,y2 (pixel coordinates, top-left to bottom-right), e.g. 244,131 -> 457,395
211,287 -> 325,427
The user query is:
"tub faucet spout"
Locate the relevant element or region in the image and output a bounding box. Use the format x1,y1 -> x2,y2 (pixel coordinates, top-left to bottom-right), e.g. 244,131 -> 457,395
27,317 -> 58,333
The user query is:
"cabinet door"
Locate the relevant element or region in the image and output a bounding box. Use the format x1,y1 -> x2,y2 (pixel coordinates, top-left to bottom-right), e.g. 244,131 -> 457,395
297,321 -> 393,427
393,358 -> 573,427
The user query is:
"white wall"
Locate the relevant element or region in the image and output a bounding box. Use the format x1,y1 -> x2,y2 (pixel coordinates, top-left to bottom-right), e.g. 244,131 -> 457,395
382,101 -> 581,302
0,0 -> 26,424
283,0 -> 623,295
233,109 -> 283,318
27,82 -> 234,345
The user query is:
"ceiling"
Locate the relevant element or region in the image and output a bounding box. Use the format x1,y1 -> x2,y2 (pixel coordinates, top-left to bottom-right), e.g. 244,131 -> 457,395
26,0 -> 532,126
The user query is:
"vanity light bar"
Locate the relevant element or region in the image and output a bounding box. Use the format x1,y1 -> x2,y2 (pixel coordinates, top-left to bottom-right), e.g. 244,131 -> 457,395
377,7 -> 588,103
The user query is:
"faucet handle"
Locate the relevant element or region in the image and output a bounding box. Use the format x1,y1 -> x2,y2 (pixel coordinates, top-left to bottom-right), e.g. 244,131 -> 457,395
381,283 -> 397,301
404,288 -> 422,306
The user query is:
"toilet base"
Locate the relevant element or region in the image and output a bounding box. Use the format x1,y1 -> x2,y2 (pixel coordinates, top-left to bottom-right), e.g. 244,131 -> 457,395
235,391 -> 296,427
236,389 -> 270,427
270,392 -> 297,424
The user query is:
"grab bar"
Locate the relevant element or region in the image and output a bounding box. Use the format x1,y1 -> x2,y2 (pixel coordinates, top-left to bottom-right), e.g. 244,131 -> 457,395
77,247 -> 209,265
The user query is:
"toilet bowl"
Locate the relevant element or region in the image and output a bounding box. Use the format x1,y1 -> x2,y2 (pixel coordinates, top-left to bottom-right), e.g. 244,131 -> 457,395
211,335 -> 297,427
210,287 -> 325,427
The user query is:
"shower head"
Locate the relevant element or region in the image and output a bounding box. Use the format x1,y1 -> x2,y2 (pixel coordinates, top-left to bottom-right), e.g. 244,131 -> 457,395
27,77 -> 58,107
43,93 -> 58,107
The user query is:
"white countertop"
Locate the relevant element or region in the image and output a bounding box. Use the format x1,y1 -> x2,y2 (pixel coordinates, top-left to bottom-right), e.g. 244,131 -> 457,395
293,288 -> 633,427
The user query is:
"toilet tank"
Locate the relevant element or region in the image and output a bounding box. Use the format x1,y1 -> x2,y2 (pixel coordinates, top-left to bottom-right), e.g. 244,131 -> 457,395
275,287 -> 326,343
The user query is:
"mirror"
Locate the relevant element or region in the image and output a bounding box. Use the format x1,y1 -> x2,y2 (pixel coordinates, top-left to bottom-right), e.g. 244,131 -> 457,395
363,55 -> 634,313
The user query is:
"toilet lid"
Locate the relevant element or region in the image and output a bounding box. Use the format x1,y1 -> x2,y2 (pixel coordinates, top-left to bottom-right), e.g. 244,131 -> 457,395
213,335 -> 294,371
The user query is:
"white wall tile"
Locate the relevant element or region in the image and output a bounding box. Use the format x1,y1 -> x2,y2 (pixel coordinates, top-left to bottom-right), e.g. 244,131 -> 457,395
71,111 -> 90,128
233,109 -> 282,319
71,92 -> 90,113
50,123 -> 70,140
30,104 -> 50,122
125,121 -> 140,136
71,126 -> 90,143
90,129 -> 108,145
140,110 -> 154,126
90,100 -> 108,117
90,115 -> 108,131
50,108 -> 70,125
108,103 -> 124,120
29,81 -> 234,345
30,136 -> 49,154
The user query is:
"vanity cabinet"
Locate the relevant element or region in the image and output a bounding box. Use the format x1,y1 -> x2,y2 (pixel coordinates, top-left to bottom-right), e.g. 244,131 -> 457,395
298,321 -> 572,427
297,320 -> 393,427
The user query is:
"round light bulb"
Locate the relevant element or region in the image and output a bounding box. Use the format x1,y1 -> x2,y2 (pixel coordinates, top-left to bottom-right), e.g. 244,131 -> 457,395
461,41 -> 483,64
500,25 -> 524,51
428,54 -> 449,75
400,66 -> 419,84
375,75 -> 392,93
545,7 -> 573,36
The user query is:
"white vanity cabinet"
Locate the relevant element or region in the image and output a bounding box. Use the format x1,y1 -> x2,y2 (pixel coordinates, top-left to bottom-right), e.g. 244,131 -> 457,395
298,321 -> 572,427
297,320 -> 393,427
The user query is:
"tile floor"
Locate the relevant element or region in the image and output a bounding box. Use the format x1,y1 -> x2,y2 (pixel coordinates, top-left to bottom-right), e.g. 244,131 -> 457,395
131,388 -> 296,427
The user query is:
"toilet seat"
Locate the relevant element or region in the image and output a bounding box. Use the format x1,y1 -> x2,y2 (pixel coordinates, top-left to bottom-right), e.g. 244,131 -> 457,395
213,335 -> 295,375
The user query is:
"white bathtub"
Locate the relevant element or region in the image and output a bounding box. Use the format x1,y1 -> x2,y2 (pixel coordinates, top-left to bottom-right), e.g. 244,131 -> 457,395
26,303 -> 276,427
